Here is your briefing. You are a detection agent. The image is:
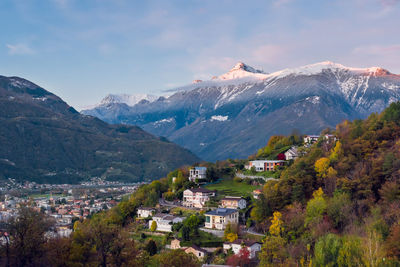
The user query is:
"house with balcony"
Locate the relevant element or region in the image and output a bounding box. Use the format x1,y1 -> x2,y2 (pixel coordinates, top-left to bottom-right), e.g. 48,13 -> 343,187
182,188 -> 215,209
246,160 -> 285,172
220,196 -> 247,210
204,208 -> 239,230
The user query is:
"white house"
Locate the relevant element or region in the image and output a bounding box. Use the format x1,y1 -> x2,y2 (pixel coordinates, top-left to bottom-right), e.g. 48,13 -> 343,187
246,160 -> 285,172
304,135 -> 320,144
148,213 -> 183,232
220,196 -> 247,210
182,188 -> 215,209
284,146 -> 299,160
223,239 -> 262,259
189,167 -> 207,182
204,208 -> 239,230
137,207 -> 155,218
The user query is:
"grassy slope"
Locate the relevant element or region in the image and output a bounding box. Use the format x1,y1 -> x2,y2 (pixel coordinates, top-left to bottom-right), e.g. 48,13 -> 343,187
204,179 -> 260,197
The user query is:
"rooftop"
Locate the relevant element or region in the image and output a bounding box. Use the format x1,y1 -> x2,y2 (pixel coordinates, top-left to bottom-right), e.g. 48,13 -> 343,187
186,188 -> 214,193
205,208 -> 238,216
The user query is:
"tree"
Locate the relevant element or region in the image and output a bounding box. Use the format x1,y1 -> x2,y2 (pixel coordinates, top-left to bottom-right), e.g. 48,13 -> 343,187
269,211 -> 284,237
313,234 -> 342,266
225,233 -> 238,242
157,249 -> 199,267
305,188 -> 327,227
6,205 -> 55,267
259,235 -> 287,266
386,224 -> 400,260
315,157 -> 330,178
226,247 -> 250,267
224,223 -> 239,240
337,236 -> 364,267
277,153 -> 286,160
145,239 -> 158,256
150,221 -> 157,232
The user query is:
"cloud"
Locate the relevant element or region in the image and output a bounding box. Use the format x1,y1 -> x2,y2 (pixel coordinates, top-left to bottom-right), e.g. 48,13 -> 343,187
6,43 -> 35,55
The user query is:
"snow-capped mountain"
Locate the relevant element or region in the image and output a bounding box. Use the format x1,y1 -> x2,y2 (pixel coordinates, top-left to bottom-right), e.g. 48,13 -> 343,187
99,93 -> 159,107
82,61 -> 400,161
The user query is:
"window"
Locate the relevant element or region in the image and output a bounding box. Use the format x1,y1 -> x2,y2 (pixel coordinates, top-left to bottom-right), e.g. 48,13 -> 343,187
205,216 -> 210,223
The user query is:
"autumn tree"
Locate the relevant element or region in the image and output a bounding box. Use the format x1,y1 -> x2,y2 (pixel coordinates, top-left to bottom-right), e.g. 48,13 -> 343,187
315,157 -> 330,178
157,249 -> 199,267
269,211 -> 284,237
305,188 -> 327,227
226,247 -> 250,267
6,205 -> 55,267
150,220 -> 158,232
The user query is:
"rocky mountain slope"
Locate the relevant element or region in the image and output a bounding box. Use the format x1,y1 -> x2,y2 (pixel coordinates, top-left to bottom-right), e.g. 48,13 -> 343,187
82,61 -> 400,161
0,75 -> 199,183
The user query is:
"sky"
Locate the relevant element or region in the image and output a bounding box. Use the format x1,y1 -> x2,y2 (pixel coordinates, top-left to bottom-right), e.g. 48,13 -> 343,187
1,0 -> 400,109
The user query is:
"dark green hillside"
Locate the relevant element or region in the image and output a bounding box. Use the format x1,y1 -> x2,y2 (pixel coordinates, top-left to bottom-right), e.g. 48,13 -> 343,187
0,75 -> 200,183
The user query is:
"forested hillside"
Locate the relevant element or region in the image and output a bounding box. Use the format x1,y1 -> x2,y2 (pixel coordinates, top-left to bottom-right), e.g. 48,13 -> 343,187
2,103 -> 400,266
251,102 -> 400,265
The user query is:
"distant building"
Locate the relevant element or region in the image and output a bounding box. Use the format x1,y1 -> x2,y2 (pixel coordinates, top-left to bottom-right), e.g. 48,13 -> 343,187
324,134 -> 337,143
185,245 -> 208,260
148,213 -> 184,232
204,208 -> 239,230
246,160 -> 285,172
284,146 -> 299,160
220,196 -> 247,210
182,188 -> 215,209
137,207 -> 155,218
170,238 -> 182,249
223,239 -> 262,259
189,167 -> 207,182
304,135 -> 320,144
252,189 -> 262,199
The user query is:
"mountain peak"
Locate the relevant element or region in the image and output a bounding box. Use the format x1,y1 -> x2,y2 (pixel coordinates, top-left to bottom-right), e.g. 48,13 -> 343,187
230,62 -> 264,74
213,62 -> 267,81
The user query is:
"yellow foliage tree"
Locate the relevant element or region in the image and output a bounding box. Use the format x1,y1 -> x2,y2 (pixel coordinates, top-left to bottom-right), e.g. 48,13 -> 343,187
330,141 -> 343,162
150,221 -> 157,232
269,211 -> 284,237
226,232 -> 238,242
315,157 -> 330,178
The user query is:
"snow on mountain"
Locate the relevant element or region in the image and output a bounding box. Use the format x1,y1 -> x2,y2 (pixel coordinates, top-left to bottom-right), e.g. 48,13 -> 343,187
99,93 -> 159,106
214,62 -> 267,81
265,61 -> 392,80
82,61 -> 400,161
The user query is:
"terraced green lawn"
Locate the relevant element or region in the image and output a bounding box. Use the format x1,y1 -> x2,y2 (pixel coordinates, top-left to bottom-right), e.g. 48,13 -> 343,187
204,179 -> 260,197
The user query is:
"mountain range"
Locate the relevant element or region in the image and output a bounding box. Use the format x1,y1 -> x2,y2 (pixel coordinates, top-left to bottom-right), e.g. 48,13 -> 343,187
82,61 -> 400,161
0,75 -> 199,183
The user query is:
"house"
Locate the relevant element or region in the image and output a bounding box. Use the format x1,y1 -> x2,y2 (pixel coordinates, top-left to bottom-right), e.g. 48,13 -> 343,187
184,245 -> 208,260
324,134 -> 337,143
137,207 -> 155,218
170,238 -> 182,249
189,167 -> 207,182
304,135 -> 320,144
204,208 -> 239,230
220,196 -> 246,210
182,188 -> 215,209
246,160 -> 285,172
252,189 -> 262,199
223,239 -> 262,259
284,146 -> 299,160
148,213 -> 184,232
